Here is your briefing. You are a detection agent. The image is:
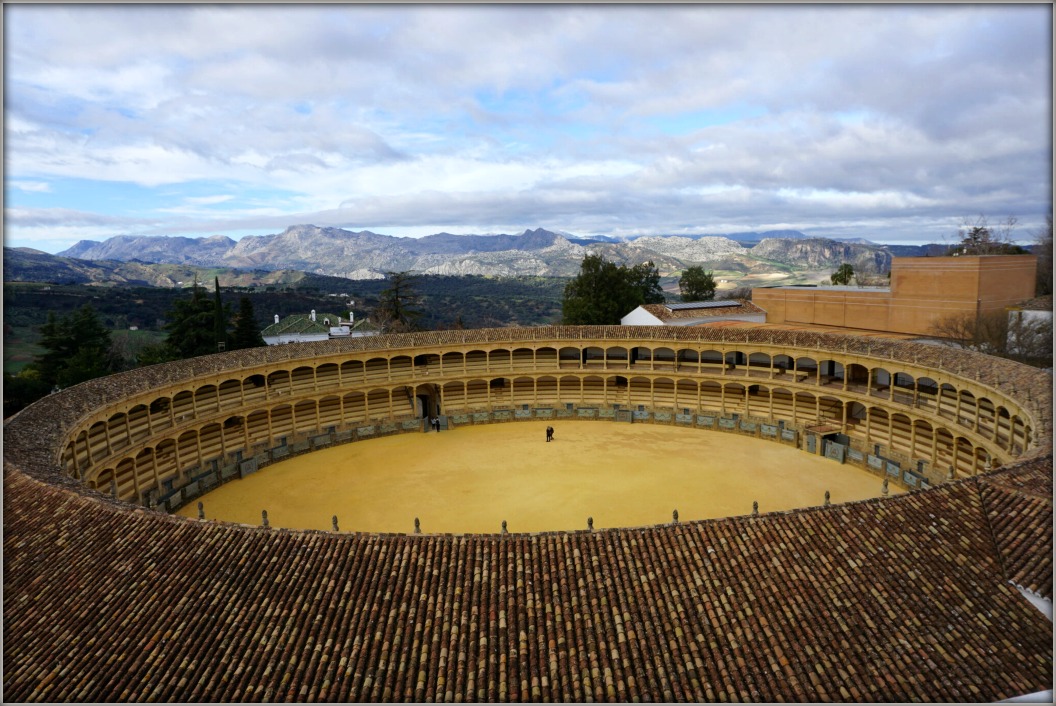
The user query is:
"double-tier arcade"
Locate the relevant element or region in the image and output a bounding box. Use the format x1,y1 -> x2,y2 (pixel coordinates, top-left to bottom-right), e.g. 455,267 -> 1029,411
4,326 -> 1052,701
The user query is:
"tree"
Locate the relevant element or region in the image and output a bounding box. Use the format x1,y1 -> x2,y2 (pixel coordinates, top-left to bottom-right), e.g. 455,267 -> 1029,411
561,255 -> 662,325
230,296 -> 267,350
376,271 -> 424,332
628,261 -> 666,305
830,263 -> 855,286
213,277 -> 228,352
931,309 -> 1051,366
162,281 -> 230,359
3,371 -> 52,417
25,304 -> 114,390
679,266 -> 717,301
931,310 -> 1007,355
947,214 -> 1028,256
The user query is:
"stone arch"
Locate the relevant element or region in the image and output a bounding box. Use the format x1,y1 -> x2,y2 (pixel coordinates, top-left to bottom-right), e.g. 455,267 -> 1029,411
512,376 -> 536,406
558,346 -> 580,367
605,346 -> 630,367
793,390 -> 817,425
172,389 -> 196,420
746,383 -> 771,418
653,376 -> 676,408
700,380 -> 723,412
535,347 -> 558,368
198,421 -> 224,464
535,375 -> 558,404
677,347 -> 699,369
818,395 -> 843,424
582,375 -> 606,404
389,355 -> 413,379
270,404 -> 294,440
489,348 -> 512,369
318,396 -> 342,430
795,356 -> 817,372
176,429 -> 201,475
194,384 -> 220,415
870,366 -> 892,398
700,349 -> 723,370
288,365 -> 315,393
675,378 -> 698,412
818,358 -> 844,386
293,399 -> 319,433
441,381 -> 466,411
511,347 -> 535,370
723,381 -> 747,415
583,346 -> 605,367
911,418 -> 935,462
629,376 -> 651,407
465,379 -> 489,410
559,375 -> 581,403
315,362 -> 340,391
652,347 -> 676,370
441,351 -> 464,374
748,352 -> 771,371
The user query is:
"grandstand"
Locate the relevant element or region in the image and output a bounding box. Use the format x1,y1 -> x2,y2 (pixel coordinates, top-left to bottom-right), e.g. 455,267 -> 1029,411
4,325 -> 1051,701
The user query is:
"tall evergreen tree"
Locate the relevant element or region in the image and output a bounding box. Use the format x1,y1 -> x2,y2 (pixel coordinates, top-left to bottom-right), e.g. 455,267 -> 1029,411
230,296 -> 267,350
164,281 -> 224,359
213,277 -> 228,352
27,304 -> 114,389
376,271 -> 424,332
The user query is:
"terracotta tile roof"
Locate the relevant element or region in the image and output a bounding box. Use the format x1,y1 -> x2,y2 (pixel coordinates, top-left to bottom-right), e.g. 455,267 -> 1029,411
641,299 -> 765,321
979,456 -> 1054,600
3,466 -> 1052,702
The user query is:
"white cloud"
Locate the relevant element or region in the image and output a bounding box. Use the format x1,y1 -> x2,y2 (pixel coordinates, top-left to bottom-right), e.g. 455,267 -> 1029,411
3,4 -> 1050,252
9,181 -> 51,193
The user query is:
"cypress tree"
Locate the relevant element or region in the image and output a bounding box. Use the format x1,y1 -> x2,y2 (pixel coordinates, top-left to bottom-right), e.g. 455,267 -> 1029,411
231,296 -> 266,349
213,277 -> 227,352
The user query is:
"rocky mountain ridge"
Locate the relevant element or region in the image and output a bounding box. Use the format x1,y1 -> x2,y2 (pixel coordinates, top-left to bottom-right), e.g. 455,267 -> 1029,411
54,225 -> 895,282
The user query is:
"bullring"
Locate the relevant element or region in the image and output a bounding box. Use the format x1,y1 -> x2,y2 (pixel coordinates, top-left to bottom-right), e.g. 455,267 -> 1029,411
4,325 -> 1052,701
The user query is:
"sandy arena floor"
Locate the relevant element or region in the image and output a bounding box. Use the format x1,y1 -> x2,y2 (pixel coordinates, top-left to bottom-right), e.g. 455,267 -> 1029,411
178,420 -> 896,534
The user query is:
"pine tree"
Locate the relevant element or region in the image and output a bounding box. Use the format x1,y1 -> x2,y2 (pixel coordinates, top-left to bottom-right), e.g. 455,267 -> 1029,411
164,281 -> 222,359
27,304 -> 114,389
230,296 -> 266,350
376,271 -> 424,332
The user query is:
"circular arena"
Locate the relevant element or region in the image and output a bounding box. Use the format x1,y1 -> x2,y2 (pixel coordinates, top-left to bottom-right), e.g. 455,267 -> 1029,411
4,325 -> 1053,701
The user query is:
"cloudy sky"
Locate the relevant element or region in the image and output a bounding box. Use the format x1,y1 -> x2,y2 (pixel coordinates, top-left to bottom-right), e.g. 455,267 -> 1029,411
4,4 -> 1052,253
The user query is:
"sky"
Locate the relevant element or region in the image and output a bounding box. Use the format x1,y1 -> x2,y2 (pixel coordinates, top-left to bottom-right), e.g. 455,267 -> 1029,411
4,4 -> 1052,253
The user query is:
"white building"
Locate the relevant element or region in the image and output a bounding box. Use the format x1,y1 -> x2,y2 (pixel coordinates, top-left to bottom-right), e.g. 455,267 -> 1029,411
261,309 -> 382,345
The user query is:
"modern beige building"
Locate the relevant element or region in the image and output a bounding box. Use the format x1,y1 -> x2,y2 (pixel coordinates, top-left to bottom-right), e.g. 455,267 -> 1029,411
753,255 -> 1038,337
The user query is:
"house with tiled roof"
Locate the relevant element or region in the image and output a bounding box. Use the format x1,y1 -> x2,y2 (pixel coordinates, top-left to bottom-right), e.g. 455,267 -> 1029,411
621,298 -> 767,327
262,309 -> 381,345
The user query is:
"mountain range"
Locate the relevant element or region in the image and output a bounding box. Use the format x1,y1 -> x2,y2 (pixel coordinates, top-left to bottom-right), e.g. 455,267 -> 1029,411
46,225 -> 906,285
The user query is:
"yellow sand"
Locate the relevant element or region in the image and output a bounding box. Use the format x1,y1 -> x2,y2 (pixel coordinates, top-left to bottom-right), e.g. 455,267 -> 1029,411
178,421 -> 895,534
